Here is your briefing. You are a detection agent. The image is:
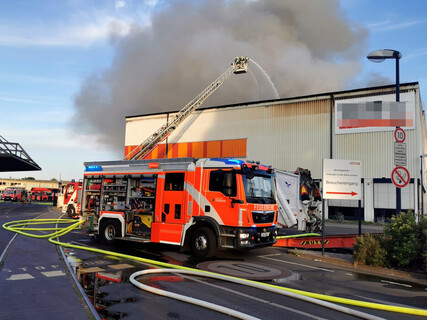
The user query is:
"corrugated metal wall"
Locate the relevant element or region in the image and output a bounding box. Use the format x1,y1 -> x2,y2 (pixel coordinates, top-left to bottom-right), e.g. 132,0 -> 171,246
125,84 -> 423,183
125,99 -> 331,177
262,99 -> 330,177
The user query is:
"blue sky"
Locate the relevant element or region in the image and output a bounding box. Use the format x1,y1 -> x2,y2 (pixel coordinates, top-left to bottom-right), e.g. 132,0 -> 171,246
1,0 -> 426,181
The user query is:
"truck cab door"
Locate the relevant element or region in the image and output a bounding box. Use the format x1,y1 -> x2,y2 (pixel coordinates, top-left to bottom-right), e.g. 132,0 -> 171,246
152,172 -> 186,244
205,169 -> 242,226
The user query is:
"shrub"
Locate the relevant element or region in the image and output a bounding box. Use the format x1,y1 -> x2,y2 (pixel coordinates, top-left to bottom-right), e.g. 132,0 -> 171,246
419,217 -> 427,271
353,233 -> 386,267
383,212 -> 421,268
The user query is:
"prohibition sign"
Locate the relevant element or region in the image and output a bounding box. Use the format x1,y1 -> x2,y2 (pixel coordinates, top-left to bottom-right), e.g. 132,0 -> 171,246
391,166 -> 410,188
394,127 -> 406,143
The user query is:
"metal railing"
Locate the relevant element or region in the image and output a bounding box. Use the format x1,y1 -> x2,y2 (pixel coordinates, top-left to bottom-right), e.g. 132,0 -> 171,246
0,135 -> 41,170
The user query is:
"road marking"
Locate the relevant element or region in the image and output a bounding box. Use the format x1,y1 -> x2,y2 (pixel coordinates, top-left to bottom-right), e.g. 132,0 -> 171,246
179,274 -> 328,320
258,255 -> 334,273
353,294 -> 419,309
41,270 -> 66,277
381,280 -> 412,288
7,273 -> 35,280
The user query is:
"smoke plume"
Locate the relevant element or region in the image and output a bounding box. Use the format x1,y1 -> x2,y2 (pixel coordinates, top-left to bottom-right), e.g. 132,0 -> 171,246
72,0 -> 368,152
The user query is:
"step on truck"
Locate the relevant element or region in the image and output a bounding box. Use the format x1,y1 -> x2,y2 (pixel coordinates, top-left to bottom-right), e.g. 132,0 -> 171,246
79,158 -> 278,258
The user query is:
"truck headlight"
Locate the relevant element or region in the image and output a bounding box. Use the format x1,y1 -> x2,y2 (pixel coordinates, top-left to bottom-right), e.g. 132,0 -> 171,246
239,232 -> 250,239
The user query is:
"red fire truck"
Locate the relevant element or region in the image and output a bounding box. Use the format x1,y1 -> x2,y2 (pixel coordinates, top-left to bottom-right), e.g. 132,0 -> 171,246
2,187 -> 27,202
80,158 -> 278,258
61,181 -> 82,217
29,187 -> 59,202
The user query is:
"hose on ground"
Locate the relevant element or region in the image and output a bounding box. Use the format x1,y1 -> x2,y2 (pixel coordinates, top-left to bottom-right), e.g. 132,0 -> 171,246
3,218 -> 427,318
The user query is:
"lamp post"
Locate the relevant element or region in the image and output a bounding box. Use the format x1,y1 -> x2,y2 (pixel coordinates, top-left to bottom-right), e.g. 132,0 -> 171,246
367,49 -> 402,215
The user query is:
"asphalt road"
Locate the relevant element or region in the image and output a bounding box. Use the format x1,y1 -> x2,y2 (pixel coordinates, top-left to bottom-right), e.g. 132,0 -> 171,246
1,202 -> 426,320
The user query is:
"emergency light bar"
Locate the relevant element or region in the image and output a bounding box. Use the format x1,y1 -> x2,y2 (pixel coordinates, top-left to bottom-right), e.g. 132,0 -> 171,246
85,165 -> 103,172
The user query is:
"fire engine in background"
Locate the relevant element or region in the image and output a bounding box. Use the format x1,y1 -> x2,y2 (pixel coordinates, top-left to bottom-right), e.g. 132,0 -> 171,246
29,187 -> 59,202
276,167 -> 322,232
80,158 -> 278,258
60,181 -> 82,217
1,187 -> 27,202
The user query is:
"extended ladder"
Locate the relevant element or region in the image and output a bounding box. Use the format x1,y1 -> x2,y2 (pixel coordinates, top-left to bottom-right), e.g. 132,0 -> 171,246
124,57 -> 249,161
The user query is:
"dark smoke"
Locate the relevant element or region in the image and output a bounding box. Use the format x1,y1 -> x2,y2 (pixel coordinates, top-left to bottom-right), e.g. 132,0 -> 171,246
72,0 -> 368,152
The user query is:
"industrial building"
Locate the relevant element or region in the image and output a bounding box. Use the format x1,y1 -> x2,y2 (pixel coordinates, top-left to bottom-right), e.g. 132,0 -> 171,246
124,82 -> 426,222
0,178 -> 60,192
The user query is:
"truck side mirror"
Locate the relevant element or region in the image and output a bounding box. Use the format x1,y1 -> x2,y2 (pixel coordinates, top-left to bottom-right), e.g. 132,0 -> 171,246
224,186 -> 233,197
223,172 -> 234,197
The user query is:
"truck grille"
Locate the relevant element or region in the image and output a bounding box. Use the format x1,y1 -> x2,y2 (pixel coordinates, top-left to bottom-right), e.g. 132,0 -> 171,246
252,211 -> 275,224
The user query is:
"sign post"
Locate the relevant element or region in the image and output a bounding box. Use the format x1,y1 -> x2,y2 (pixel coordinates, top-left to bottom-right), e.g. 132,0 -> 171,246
322,159 -> 362,254
393,127 -> 408,214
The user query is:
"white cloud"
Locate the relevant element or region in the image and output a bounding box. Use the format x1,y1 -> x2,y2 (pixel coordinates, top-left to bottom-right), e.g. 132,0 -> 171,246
367,19 -> 426,33
0,14 -> 135,48
0,96 -> 40,104
0,73 -> 77,86
116,1 -> 126,10
405,47 -> 427,61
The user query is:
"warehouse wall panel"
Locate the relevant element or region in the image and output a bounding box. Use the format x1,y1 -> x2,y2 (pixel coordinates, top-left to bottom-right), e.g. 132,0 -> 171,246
124,83 -> 425,216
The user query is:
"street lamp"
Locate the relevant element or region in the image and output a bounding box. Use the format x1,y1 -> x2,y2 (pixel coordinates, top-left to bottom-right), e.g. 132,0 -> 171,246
367,49 -> 402,101
367,49 -> 402,215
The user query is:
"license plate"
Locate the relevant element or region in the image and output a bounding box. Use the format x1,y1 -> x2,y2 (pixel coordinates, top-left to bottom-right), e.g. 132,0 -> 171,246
261,232 -> 270,237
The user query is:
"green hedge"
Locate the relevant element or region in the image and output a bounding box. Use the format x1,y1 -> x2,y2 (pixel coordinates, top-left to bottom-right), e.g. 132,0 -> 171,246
354,212 -> 427,271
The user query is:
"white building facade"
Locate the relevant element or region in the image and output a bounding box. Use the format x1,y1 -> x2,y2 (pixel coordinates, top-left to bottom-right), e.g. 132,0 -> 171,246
124,82 -> 427,222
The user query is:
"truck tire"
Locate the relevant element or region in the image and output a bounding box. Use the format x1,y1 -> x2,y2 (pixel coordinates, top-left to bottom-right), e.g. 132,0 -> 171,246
67,206 -> 76,218
100,220 -> 120,245
191,227 -> 217,259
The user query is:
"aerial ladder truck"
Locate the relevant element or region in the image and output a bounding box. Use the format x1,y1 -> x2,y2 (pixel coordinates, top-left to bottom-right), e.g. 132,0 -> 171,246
79,57 -> 279,259
124,56 -> 249,161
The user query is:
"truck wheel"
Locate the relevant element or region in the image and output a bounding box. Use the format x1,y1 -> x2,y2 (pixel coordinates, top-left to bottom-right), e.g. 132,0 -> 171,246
100,220 -> 120,245
191,227 -> 217,259
67,206 -> 76,218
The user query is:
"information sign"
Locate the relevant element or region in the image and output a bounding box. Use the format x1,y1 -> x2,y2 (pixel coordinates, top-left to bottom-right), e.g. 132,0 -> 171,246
323,159 -> 362,200
394,142 -> 407,166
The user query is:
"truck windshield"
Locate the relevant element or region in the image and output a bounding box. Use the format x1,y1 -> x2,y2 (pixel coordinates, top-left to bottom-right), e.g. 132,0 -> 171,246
242,173 -> 276,204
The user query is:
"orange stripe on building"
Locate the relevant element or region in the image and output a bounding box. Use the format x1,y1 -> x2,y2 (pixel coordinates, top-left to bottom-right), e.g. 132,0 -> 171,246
207,140 -> 221,158
223,139 -> 247,157
192,142 -> 204,158
203,141 -> 208,158
178,143 -> 188,158
158,144 -> 166,159
124,139 -> 247,160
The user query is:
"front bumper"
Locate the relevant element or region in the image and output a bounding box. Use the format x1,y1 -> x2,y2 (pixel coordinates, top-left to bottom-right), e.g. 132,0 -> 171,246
236,226 -> 277,249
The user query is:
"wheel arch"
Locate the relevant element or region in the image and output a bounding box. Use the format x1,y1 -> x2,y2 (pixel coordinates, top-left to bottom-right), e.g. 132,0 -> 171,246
182,216 -> 220,252
99,214 -> 125,238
